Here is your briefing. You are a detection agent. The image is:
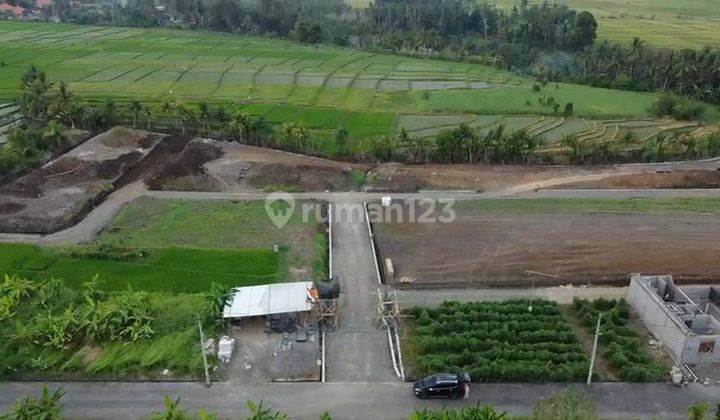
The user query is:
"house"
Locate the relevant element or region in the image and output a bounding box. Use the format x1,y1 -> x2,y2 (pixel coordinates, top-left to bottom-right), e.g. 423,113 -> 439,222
628,273 -> 720,364
0,2 -> 25,16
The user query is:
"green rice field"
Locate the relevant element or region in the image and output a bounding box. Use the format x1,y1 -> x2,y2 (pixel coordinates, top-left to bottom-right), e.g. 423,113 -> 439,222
0,197 -> 326,292
462,0 -> 720,49
0,21 -> 681,141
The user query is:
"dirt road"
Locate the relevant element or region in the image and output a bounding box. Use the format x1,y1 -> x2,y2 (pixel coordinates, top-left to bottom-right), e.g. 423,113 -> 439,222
325,203 -> 396,382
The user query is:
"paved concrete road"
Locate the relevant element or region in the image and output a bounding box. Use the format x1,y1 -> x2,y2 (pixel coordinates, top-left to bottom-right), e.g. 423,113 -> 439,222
0,381 -> 717,419
325,203 -> 397,382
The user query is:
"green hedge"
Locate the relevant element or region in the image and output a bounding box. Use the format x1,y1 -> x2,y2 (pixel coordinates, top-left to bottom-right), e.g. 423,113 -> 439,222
408,300 -> 589,382
573,298 -> 667,382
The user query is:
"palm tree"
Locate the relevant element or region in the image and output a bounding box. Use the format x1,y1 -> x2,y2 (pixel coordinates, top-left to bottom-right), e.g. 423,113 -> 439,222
560,133 -> 583,164
173,102 -> 199,135
9,386 -> 65,420
687,403 -> 708,420
42,120 -> 67,152
143,107 -> 153,130
198,102 -> 210,134
46,81 -> 82,127
128,99 -> 143,129
246,400 -> 287,420
102,98 -> 118,128
628,37 -> 645,80
228,111 -> 252,142
150,396 -> 187,420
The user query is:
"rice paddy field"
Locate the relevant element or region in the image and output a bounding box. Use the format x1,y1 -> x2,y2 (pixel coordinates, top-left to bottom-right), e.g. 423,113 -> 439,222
467,0 -> 720,49
350,1 -> 720,49
0,21 -> 686,143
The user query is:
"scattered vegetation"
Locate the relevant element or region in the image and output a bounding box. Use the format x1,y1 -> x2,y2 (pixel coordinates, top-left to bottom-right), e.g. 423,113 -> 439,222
532,387 -> 597,420
0,275 -> 220,379
4,386 -> 65,420
406,300 -> 589,382
573,298 -> 668,382
409,404 -> 507,420
650,95 -> 706,121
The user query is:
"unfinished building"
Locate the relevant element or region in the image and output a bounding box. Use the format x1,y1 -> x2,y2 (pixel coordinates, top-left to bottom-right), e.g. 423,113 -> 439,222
629,274 -> 720,364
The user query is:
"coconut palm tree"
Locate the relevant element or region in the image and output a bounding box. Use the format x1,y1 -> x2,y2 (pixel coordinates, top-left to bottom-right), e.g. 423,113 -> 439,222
42,120 -> 67,152
128,99 -> 143,129
198,102 -> 210,134
8,386 -> 65,420
228,111 -> 252,142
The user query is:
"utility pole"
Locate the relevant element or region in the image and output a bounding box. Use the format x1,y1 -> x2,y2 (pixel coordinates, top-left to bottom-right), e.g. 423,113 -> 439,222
586,313 -> 602,385
197,315 -> 211,387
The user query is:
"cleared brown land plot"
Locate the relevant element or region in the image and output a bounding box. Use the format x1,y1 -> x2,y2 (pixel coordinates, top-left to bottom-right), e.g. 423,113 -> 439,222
374,202 -> 720,288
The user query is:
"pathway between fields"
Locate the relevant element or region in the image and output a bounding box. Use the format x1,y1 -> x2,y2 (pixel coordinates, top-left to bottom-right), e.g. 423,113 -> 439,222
325,202 -> 396,382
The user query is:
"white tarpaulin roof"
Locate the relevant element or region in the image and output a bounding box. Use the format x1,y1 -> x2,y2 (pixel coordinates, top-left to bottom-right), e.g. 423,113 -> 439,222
222,281 -> 314,319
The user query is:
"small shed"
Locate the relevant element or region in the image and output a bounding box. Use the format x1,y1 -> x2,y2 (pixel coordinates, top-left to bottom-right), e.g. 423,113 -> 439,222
223,281 -> 316,319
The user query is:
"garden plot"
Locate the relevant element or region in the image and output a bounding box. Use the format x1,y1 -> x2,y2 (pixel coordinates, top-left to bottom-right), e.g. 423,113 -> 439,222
404,300 -> 589,382
373,198 -> 720,288
0,127 -> 164,234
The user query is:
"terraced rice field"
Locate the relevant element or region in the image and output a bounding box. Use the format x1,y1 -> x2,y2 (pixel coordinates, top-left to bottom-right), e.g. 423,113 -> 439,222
397,113 -> 719,149
0,21 -> 681,144
0,103 -> 22,145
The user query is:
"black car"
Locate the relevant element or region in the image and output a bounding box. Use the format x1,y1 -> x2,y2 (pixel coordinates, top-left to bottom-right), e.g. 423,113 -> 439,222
412,373 -> 470,399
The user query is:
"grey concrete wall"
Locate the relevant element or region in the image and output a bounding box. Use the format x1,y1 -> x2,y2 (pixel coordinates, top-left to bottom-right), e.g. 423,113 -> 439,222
683,335 -> 720,364
629,276 -> 720,364
628,277 -> 689,362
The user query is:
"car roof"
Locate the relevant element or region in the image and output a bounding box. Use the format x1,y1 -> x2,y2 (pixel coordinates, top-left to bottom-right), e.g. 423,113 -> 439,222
427,373 -> 458,384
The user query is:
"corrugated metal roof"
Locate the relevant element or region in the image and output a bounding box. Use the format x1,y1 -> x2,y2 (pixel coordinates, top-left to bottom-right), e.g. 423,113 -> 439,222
222,281 -> 314,318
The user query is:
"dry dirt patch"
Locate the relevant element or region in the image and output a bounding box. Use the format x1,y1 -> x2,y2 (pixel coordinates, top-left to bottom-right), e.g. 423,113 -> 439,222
149,139 -> 369,192
374,202 -> 720,288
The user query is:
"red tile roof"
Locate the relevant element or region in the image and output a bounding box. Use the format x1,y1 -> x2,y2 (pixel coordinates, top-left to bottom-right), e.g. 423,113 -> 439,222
0,2 -> 25,15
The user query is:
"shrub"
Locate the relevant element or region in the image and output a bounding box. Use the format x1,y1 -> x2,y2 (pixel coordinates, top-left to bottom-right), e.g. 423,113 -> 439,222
408,300 -> 587,382
533,388 -> 597,420
649,95 -> 705,120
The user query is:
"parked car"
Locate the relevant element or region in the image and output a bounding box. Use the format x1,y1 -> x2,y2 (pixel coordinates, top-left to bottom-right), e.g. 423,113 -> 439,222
412,373 -> 470,399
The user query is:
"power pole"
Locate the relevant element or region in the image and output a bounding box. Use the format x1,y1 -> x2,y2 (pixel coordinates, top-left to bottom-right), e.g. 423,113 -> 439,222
197,315 -> 211,387
586,313 -> 602,385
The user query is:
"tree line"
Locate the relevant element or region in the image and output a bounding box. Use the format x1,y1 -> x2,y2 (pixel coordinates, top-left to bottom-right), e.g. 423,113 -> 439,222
5,66 -> 719,177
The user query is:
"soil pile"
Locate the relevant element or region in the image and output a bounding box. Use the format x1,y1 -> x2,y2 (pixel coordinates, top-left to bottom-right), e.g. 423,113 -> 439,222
146,139 -> 223,191
0,127 -> 163,234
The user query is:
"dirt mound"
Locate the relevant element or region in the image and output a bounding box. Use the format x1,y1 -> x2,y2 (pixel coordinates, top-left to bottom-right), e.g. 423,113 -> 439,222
97,126 -> 155,148
245,163 -> 363,191
0,128 -> 166,234
0,201 -> 25,214
146,139 -> 223,191
559,170 -> 720,189
366,163 -> 428,192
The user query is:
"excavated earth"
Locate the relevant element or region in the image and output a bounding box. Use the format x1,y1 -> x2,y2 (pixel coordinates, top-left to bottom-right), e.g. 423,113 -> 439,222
0,127 -> 165,233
